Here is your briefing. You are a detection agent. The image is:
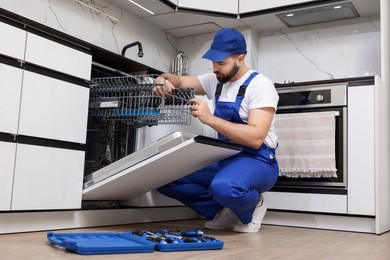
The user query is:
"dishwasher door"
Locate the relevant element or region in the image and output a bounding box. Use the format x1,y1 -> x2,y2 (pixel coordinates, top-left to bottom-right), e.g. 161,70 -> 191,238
82,132 -> 242,201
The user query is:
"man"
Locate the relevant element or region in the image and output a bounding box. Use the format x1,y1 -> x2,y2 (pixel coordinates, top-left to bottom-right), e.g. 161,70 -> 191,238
154,28 -> 279,233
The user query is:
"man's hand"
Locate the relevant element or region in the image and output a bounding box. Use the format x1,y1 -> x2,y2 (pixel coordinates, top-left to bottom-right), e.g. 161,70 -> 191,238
154,76 -> 175,96
189,98 -> 213,124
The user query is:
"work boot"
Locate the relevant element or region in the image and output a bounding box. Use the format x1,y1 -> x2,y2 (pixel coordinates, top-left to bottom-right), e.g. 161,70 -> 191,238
233,196 -> 267,233
204,207 -> 238,230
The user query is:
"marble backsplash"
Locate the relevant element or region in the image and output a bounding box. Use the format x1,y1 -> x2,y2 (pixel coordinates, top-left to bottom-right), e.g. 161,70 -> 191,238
0,0 -> 381,84
0,0 -> 177,73
177,15 -> 381,84
258,15 -> 381,83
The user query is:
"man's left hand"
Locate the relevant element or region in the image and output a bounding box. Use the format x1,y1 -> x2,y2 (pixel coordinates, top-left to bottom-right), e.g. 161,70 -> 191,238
189,98 -> 213,124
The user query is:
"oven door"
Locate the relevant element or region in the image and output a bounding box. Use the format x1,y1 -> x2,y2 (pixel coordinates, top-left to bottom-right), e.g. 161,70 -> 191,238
273,106 -> 347,190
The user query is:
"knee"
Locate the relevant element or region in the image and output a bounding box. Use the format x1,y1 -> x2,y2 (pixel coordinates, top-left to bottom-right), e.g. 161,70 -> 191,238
210,180 -> 244,202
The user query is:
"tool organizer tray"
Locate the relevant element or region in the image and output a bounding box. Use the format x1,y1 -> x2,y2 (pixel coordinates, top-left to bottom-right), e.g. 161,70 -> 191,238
130,229 -> 224,252
47,232 -> 155,255
47,229 -> 224,255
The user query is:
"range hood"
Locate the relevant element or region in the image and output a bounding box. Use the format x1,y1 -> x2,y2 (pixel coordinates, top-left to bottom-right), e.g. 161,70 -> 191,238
276,2 -> 360,27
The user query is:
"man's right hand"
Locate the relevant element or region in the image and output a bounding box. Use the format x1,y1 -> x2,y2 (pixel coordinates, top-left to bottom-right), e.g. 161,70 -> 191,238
154,75 -> 176,97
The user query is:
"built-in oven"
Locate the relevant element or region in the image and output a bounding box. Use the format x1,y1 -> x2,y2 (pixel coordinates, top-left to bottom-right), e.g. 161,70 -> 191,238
273,82 -> 347,193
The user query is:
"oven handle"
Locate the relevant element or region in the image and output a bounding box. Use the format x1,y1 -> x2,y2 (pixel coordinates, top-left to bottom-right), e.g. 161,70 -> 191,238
277,111 -> 341,116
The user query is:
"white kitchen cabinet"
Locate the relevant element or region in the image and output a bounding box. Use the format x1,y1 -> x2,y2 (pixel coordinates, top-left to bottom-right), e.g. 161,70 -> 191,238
0,21 -> 26,61
18,71 -> 90,144
174,0 -> 318,15
347,85 -> 375,215
263,192 -> 347,214
25,32 -> 91,80
0,63 -> 23,135
239,0 -> 317,13
0,20 -> 92,211
11,144 -> 85,210
0,142 -> 17,210
179,0 -> 238,14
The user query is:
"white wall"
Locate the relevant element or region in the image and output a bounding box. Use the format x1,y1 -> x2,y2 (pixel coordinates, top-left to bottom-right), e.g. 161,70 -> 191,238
0,0 -> 176,73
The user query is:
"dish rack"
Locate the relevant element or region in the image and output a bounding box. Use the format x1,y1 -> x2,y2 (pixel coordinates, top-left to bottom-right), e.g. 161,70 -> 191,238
88,75 -> 195,127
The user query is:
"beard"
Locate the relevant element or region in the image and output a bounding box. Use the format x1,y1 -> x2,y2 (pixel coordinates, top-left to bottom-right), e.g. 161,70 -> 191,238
215,63 -> 239,84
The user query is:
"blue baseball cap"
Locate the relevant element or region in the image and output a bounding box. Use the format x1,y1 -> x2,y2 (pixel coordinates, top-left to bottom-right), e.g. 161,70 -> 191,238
202,28 -> 247,62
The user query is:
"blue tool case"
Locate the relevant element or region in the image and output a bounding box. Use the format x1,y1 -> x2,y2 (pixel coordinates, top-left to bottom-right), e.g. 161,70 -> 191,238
47,229 -> 224,255
47,232 -> 155,255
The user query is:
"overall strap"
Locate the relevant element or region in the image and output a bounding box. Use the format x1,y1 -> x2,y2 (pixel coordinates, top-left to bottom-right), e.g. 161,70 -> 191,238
215,83 -> 223,97
237,71 -> 259,98
215,71 -> 259,97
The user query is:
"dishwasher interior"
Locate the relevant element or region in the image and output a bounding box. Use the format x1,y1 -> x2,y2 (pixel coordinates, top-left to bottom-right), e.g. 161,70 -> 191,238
84,64 -> 195,179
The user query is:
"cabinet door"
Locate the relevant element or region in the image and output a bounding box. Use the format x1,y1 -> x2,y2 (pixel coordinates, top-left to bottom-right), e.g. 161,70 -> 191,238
239,0 -> 317,13
18,71 -> 90,144
11,144 -> 85,210
347,85 -> 375,215
0,21 -> 26,60
0,141 -> 16,210
25,32 -> 91,80
0,64 -> 23,134
179,0 -> 238,14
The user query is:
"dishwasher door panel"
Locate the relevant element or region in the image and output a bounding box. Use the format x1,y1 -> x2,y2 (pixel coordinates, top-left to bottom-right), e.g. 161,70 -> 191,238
82,132 -> 242,201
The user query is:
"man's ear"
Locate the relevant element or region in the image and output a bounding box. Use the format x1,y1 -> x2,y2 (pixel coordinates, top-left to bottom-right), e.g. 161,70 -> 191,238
237,54 -> 245,64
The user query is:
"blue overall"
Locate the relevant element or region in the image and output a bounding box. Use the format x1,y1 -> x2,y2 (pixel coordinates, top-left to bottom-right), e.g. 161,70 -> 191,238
157,72 -> 279,224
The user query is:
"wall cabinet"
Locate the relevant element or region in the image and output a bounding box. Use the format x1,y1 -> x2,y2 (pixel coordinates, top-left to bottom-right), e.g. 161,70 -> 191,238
170,0 -> 318,15
240,0 -> 317,13
179,0 -> 238,14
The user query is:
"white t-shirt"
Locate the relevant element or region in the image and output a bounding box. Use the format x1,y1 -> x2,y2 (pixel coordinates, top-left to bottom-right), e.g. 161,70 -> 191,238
197,70 -> 279,148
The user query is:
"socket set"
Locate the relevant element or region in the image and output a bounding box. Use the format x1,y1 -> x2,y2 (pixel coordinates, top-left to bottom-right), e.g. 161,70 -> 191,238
47,229 -> 223,255
130,229 -> 224,251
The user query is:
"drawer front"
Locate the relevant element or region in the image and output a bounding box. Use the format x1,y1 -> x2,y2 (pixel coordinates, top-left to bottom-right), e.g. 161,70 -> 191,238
264,191 -> 347,214
11,144 -> 85,210
18,71 -> 89,143
0,63 -> 23,134
25,32 -> 91,80
0,141 -> 16,210
0,21 -> 26,60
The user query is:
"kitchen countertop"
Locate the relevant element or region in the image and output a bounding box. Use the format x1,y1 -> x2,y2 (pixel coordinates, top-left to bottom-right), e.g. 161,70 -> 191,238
274,75 -> 375,89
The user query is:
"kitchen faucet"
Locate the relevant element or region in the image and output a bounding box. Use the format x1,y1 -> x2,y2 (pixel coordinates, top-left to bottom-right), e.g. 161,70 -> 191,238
121,41 -> 143,58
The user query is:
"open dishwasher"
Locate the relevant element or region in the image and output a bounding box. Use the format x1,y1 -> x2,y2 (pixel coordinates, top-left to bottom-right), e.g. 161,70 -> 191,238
82,72 -> 243,202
